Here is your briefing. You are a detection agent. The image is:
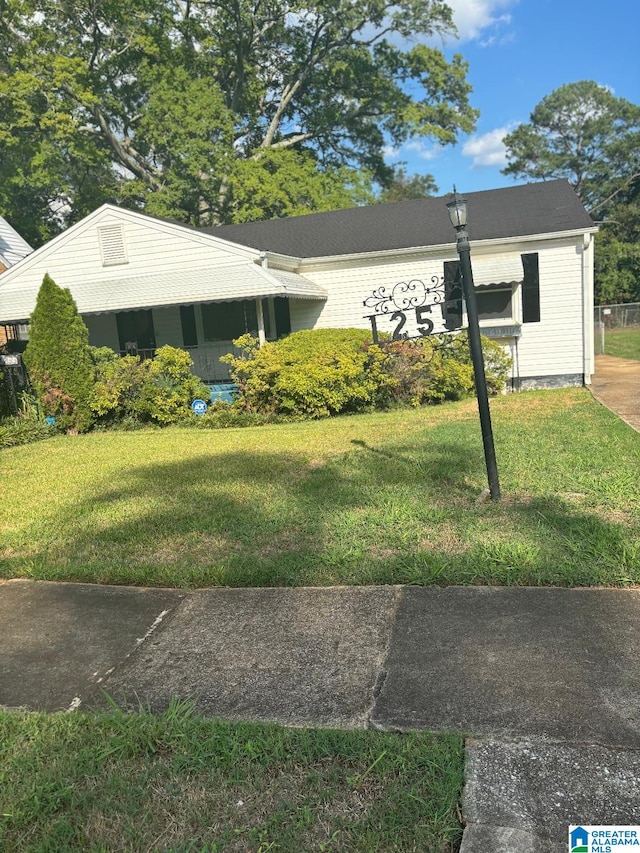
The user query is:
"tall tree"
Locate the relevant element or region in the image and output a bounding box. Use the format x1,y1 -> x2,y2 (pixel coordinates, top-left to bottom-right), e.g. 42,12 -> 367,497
593,179 -> 640,304
502,81 -> 640,214
23,275 -> 95,431
378,167 -> 438,202
0,0 -> 477,241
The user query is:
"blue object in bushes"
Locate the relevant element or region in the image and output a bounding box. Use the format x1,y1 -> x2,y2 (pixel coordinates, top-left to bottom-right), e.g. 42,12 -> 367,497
208,384 -> 238,404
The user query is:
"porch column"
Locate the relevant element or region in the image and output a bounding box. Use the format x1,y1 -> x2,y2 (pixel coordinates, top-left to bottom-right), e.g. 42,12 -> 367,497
256,298 -> 266,346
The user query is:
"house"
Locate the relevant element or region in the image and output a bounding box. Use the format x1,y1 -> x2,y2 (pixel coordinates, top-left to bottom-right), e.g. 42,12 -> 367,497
0,179 -> 596,389
0,215 -> 33,349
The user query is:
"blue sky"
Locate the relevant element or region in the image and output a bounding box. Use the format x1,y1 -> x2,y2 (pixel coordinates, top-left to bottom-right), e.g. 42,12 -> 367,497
385,0 -> 640,196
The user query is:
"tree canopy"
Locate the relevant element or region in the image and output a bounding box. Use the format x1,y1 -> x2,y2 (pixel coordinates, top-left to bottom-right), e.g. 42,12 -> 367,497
502,81 -> 640,214
0,0 -> 477,245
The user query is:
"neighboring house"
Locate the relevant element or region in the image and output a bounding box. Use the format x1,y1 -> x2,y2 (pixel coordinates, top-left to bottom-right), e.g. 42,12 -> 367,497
0,215 -> 33,348
0,179 -> 596,389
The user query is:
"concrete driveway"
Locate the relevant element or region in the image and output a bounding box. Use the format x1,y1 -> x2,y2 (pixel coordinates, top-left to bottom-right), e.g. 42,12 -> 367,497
591,355 -> 640,432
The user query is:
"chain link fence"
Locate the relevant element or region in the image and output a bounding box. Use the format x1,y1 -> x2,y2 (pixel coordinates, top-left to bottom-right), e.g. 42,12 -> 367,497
594,302 -> 640,358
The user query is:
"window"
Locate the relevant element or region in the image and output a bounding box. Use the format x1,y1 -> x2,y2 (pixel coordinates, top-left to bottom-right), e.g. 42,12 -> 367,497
116,310 -> 155,354
201,300 -> 258,342
521,253 -> 540,323
180,305 -> 198,347
476,287 -> 513,321
442,261 -> 463,330
274,297 -> 291,337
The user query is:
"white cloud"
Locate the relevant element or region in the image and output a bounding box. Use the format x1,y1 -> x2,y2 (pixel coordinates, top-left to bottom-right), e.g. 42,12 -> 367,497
405,140 -> 444,161
445,0 -> 518,44
462,126 -> 514,167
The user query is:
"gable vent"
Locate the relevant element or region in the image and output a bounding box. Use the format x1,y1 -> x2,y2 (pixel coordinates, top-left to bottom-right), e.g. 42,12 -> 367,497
98,224 -> 129,266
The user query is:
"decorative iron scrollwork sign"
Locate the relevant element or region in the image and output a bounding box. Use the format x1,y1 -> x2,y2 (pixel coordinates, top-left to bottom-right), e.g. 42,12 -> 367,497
363,275 -> 463,343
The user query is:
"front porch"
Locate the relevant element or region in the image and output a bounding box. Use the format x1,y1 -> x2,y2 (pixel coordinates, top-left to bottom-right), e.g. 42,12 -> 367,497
84,295 -> 296,382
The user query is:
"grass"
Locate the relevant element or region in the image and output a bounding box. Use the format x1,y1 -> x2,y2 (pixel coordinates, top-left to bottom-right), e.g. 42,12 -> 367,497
1,387 -> 639,588
595,324 -> 640,360
0,704 -> 464,852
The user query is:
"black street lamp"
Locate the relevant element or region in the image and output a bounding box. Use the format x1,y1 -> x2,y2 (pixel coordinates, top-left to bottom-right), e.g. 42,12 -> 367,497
446,189 -> 501,501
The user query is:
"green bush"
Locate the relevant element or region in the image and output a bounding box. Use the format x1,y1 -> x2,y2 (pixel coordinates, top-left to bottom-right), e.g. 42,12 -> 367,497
193,399 -> 268,429
222,329 -> 393,419
384,333 -> 512,406
136,346 -> 210,424
23,274 -> 95,432
92,345 -> 209,426
221,329 -> 511,420
92,350 -> 148,423
0,417 -> 57,449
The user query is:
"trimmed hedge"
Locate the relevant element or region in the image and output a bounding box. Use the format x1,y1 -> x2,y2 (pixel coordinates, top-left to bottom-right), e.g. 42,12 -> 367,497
222,329 -> 393,419
222,328 -> 512,420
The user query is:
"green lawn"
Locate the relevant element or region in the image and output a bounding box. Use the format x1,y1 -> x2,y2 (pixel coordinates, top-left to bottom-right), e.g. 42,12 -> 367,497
0,706 -> 464,852
1,388 -> 639,588
596,325 -> 640,359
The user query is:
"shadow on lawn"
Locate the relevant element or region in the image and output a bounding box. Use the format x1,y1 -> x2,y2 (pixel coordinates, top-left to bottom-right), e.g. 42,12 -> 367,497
4,432 -> 639,588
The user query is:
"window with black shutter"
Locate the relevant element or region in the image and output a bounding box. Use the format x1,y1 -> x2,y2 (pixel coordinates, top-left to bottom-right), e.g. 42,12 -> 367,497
180,305 -> 198,347
201,300 -> 258,342
521,253 -> 540,323
443,260 -> 463,331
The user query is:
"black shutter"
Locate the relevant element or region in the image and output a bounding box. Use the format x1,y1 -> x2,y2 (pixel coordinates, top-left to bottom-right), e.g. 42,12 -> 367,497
443,260 -> 463,331
180,305 -> 198,347
274,297 -> 291,337
522,253 -> 540,323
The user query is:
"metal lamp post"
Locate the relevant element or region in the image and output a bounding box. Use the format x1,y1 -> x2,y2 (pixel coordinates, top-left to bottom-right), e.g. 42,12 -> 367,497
446,189 -> 501,501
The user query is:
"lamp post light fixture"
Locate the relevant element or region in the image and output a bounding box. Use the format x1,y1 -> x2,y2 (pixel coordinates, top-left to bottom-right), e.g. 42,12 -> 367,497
446,188 -> 501,501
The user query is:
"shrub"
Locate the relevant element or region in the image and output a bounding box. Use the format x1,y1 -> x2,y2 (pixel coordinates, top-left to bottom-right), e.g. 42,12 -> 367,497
383,333 -> 512,406
23,274 -> 95,432
92,350 -> 149,423
222,329 -> 511,420
92,345 -> 210,426
222,329 -> 393,419
193,400 -> 268,429
0,417 -> 57,449
136,346 -> 210,424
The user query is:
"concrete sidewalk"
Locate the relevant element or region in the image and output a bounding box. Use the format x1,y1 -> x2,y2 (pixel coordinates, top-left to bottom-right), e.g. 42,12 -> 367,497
2,579 -> 640,849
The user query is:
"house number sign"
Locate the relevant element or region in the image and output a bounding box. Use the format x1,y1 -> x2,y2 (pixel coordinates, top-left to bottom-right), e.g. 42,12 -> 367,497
363,276 -> 461,344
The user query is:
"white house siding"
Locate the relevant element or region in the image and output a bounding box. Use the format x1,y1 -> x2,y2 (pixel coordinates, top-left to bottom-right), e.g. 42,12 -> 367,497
290,237 -> 588,389
294,255 -> 451,338
514,239 -> 585,386
0,216 -> 32,268
288,297 -> 326,332
0,207 -> 259,321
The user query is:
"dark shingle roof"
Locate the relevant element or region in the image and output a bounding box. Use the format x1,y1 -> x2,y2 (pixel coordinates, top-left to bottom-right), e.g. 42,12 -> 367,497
207,179 -> 594,259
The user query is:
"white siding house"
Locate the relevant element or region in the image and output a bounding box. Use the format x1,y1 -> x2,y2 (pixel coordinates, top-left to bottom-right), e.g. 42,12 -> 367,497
0,215 -> 33,272
0,180 -> 596,388
0,215 -> 33,348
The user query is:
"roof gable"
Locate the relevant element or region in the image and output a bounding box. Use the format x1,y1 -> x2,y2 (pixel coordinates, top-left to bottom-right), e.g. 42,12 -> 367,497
209,180 -> 595,259
0,216 -> 33,268
0,205 -> 326,322
0,204 -> 260,284
0,204 -> 270,322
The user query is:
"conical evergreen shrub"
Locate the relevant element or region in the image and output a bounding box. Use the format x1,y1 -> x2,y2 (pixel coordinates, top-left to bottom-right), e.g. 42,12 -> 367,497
23,274 -> 95,432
